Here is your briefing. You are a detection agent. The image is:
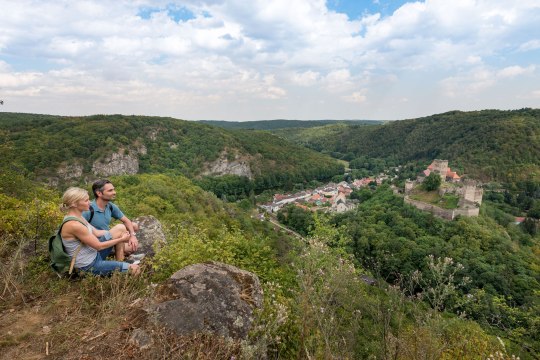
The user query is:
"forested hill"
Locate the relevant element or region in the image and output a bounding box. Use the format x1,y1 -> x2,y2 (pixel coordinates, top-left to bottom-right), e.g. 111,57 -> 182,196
273,108 -> 540,182
199,119 -> 382,130
0,113 -> 343,189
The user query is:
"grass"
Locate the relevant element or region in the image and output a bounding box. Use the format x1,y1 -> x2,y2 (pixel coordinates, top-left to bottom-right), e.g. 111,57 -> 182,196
440,194 -> 460,209
0,234 -> 259,360
410,190 -> 440,203
409,189 -> 460,209
0,216 -> 521,360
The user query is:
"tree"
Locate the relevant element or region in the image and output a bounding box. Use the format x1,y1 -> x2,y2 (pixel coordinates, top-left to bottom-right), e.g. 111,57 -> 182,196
528,201 -> 540,220
423,173 -> 442,191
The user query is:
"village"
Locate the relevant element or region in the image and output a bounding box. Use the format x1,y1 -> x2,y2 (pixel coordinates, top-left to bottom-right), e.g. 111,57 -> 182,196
259,159 -> 485,220
258,176 -> 386,215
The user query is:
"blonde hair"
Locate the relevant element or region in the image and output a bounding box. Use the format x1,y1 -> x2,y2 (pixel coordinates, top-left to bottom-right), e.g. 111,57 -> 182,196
61,187 -> 89,212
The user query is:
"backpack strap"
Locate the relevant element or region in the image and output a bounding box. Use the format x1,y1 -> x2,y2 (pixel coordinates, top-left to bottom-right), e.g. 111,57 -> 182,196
69,246 -> 83,275
88,206 -> 94,223
59,216 -> 88,275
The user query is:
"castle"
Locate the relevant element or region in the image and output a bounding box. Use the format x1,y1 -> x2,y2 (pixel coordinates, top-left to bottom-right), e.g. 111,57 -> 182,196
404,160 -> 483,220
422,159 -> 460,182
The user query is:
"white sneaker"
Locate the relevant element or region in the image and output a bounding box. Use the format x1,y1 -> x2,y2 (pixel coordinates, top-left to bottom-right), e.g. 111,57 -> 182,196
127,253 -> 146,262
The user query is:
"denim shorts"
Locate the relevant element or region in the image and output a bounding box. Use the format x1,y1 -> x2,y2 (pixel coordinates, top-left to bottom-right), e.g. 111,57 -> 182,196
80,252 -> 129,276
98,231 -> 113,258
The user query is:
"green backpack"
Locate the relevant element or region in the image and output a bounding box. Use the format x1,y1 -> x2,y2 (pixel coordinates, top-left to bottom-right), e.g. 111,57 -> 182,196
48,216 -> 86,277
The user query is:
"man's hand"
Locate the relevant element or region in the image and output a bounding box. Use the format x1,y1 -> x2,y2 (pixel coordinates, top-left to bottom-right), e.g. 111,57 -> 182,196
129,234 -> 139,252
120,231 -> 131,242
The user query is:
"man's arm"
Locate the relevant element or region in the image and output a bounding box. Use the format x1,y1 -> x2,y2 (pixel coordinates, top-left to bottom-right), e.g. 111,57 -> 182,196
119,216 -> 138,252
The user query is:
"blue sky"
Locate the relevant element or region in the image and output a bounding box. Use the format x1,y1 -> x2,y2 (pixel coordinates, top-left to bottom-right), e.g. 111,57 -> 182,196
0,0 -> 539,121
328,0 -> 409,19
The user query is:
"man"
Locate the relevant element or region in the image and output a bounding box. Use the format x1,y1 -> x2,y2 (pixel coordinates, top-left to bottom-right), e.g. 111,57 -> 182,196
83,179 -> 140,261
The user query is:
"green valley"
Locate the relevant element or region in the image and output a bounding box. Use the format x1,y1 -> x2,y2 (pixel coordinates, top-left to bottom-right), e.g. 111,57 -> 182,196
1,110 -> 539,359
272,108 -> 540,183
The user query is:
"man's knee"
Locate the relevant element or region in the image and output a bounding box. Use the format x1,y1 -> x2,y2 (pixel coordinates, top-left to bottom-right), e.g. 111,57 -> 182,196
109,224 -> 127,239
111,223 -> 127,232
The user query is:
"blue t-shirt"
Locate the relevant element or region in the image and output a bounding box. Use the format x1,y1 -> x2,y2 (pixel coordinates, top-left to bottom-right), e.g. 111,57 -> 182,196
82,201 -> 124,231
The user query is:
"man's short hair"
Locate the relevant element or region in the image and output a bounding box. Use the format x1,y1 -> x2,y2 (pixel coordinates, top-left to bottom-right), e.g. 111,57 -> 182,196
92,179 -> 112,198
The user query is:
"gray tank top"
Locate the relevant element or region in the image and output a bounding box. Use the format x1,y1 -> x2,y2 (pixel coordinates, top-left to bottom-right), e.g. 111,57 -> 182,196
61,218 -> 98,268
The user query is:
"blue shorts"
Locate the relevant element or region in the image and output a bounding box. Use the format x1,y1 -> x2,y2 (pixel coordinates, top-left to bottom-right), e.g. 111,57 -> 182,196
80,252 -> 129,276
98,231 -> 113,258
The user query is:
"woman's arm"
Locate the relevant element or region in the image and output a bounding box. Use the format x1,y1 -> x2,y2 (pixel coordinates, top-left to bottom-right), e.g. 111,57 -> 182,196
63,222 -> 130,250
91,227 -> 107,238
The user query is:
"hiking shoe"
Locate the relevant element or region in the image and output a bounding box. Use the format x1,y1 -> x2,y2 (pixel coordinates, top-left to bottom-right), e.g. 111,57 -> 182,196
126,259 -> 140,265
127,253 -> 146,262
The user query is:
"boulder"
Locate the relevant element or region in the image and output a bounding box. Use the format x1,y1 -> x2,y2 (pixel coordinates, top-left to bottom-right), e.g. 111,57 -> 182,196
133,215 -> 167,256
148,262 -> 263,340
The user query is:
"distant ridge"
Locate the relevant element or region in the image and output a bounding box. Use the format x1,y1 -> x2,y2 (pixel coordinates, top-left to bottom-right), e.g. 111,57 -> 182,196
272,109 -> 540,183
0,113 -> 344,190
198,119 -> 383,130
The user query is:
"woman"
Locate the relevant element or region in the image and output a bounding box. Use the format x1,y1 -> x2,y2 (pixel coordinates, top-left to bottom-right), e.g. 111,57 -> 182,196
60,187 -> 140,276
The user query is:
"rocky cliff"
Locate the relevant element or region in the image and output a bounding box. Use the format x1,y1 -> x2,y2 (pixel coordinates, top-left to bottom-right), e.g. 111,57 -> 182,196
201,151 -> 253,179
92,145 -> 147,177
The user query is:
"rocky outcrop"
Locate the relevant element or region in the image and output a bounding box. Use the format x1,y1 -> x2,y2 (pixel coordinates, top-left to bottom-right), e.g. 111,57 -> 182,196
148,129 -> 159,141
133,215 -> 167,257
148,262 -> 263,340
56,162 -> 84,180
92,145 -> 146,177
47,162 -> 85,186
136,144 -> 148,155
202,152 -> 253,179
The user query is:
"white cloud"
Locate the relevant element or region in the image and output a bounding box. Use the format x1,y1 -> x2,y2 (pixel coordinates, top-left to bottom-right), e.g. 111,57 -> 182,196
0,0 -> 539,119
292,71 -> 321,87
264,86 -> 287,99
0,67 -> 42,88
497,65 -> 535,78
466,56 -> 483,65
518,39 -> 540,52
531,90 -> 540,99
324,69 -> 354,92
440,63 -> 536,98
344,91 -> 368,103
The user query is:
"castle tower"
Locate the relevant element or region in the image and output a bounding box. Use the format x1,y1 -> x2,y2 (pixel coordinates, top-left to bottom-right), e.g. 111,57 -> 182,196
405,179 -> 414,194
463,180 -> 483,205
431,159 -> 449,181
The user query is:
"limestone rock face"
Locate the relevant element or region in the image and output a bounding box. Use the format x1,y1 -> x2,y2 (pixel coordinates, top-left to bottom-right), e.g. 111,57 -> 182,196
92,149 -> 139,176
47,162 -> 84,186
202,152 -> 253,179
57,162 -> 84,180
133,215 -> 167,256
149,262 -> 263,340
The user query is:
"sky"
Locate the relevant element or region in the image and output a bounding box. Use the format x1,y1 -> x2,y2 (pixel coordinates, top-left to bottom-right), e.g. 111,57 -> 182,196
0,0 -> 539,121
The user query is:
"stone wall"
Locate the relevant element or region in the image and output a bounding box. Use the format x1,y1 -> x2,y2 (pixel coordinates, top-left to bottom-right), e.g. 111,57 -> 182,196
453,207 -> 480,217
404,196 -> 480,220
404,197 -> 455,220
